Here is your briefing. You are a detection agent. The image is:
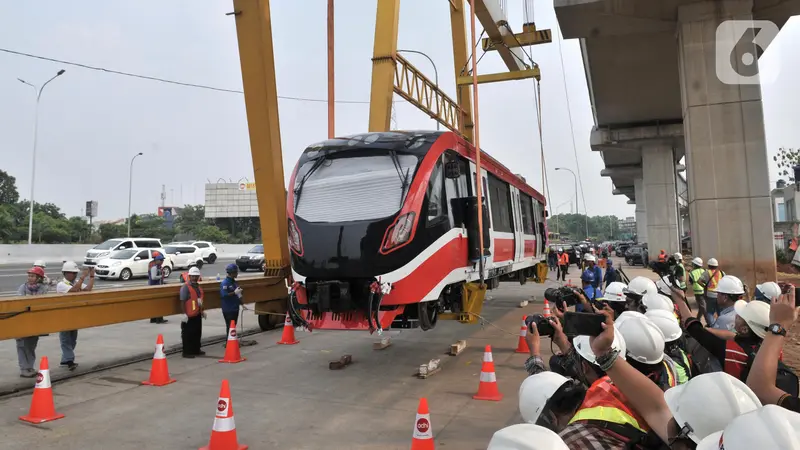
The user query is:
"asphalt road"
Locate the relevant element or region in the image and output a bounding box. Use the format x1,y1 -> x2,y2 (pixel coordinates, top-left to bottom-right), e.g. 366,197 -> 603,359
0,257 -> 263,297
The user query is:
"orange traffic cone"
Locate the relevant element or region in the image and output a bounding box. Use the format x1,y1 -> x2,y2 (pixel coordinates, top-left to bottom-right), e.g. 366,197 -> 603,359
543,300 -> 552,318
19,356 -> 65,424
219,321 -> 246,363
276,313 -> 299,345
566,279 -> 573,287
473,345 -> 503,401
514,316 -> 530,354
411,397 -> 435,450
200,379 -> 248,450
143,334 -> 176,386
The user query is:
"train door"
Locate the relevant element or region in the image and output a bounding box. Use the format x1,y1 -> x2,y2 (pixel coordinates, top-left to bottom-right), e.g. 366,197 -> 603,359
486,173 -> 514,268
444,151 -> 472,267
468,161 -> 493,277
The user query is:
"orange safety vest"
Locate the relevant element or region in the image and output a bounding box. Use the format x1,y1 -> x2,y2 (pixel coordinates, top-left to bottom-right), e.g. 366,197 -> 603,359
569,376 -> 650,434
184,282 -> 203,318
658,252 -> 667,263
558,253 -> 569,265
706,269 -> 723,293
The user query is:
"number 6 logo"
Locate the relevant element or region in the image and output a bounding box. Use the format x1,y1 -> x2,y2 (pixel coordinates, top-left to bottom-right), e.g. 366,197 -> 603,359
715,20 -> 779,85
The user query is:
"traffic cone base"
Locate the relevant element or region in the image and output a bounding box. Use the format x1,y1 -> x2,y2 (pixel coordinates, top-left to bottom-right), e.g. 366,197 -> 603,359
543,300 -> 552,318
473,345 -> 503,402
143,334 -> 177,386
219,321 -> 246,363
411,397 -> 435,450
200,380 -> 247,450
19,357 -> 65,424
277,312 -> 299,345
514,316 -> 530,354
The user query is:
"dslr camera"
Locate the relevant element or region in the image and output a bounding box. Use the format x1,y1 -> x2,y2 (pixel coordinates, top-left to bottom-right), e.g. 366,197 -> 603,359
544,286 -> 581,311
525,314 -> 555,337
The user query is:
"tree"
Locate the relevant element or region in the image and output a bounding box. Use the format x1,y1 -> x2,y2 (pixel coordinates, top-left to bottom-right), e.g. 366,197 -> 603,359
195,225 -> 230,243
0,169 -> 19,205
99,223 -> 126,241
774,147 -> 800,182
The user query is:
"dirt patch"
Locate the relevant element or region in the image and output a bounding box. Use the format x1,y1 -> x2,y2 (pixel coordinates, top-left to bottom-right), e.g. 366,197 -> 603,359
783,322 -> 800,371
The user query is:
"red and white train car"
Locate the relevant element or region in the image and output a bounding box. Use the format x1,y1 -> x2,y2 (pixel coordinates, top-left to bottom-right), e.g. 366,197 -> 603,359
286,131 -> 548,331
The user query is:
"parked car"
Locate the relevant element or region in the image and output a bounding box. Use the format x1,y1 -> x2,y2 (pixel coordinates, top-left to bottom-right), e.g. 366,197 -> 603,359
169,240 -> 218,263
84,238 -> 163,266
625,245 -> 647,266
95,248 -> 173,281
162,244 -> 204,270
236,244 -> 265,272
615,243 -> 632,257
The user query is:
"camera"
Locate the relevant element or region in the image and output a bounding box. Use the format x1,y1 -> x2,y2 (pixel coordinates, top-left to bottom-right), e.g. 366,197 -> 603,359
544,286 -> 580,310
525,314 -> 555,337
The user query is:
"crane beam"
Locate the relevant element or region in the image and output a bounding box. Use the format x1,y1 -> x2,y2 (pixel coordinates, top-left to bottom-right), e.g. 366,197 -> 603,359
449,0 -> 474,142
481,23 -> 552,51
368,0 -> 401,132
471,0 -> 528,70
393,54 -> 464,133
456,67 -> 540,85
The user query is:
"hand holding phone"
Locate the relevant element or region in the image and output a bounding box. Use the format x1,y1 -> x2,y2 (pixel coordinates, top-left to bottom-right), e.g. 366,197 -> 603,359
563,312 -> 606,337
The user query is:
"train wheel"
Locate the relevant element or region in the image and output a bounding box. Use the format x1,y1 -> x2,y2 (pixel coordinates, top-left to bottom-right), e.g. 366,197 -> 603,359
418,300 -> 438,331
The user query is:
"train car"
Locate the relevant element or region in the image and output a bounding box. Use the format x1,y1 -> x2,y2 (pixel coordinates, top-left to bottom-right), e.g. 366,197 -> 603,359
286,131 -> 548,332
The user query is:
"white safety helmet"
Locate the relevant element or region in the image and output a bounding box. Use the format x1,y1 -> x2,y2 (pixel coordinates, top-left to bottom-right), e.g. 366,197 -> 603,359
707,258 -> 719,267
518,372 -> 571,424
584,254 -> 596,262
642,292 -> 675,313
573,326 -> 627,366
733,300 -> 771,339
673,252 -> 683,261
614,310 -> 647,327
691,257 -> 703,267
188,267 -> 202,277
616,316 -> 665,364
716,275 -> 745,296
664,372 -> 762,444
655,276 -> 674,297
33,260 -> 46,268
754,282 -> 781,302
487,424 -> 569,450
626,276 -> 658,296
603,282 -> 628,303
695,404 -> 800,450
61,261 -> 80,273
645,309 -> 682,342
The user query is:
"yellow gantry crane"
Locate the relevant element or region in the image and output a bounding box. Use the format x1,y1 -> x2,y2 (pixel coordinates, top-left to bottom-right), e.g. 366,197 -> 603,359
0,0 -> 550,339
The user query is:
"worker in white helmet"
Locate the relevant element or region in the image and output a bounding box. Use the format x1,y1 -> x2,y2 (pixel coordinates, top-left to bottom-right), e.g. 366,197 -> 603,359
583,254 -> 602,290
616,314 -> 680,391
753,281 -> 781,304
487,424 -> 569,450
671,285 -> 770,383
601,281 -> 628,318
32,260 -> 57,287
518,372 -> 586,432
697,258 -> 725,325
747,288 -> 800,412
694,405 -> 800,450
624,276 -> 657,313
646,309 -> 692,384
55,261 -> 94,371
687,257 -> 706,320
670,253 -> 687,292
590,307 -> 763,448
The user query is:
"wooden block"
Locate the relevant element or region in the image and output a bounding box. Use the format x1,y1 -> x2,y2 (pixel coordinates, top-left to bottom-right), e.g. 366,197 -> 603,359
373,337 -> 392,350
417,358 -> 441,379
329,354 -> 353,370
518,300 -> 529,308
449,340 -> 467,356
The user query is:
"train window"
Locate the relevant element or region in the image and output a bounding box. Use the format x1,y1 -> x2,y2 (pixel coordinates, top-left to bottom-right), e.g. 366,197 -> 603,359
519,193 -> 535,234
487,174 -> 513,233
427,160 -> 447,225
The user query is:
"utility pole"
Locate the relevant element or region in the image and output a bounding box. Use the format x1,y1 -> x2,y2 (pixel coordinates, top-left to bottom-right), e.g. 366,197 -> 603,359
327,0 -> 335,139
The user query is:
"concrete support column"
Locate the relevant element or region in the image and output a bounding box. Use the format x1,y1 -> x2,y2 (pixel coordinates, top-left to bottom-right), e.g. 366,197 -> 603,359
678,0 -> 776,286
634,178 -> 648,244
642,145 -> 680,253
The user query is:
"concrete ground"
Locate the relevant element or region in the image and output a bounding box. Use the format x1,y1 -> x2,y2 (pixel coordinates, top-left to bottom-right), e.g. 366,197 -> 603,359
0,280 -> 553,450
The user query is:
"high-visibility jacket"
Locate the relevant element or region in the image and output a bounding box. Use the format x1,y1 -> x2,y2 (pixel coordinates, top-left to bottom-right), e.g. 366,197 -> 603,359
670,348 -> 691,385
184,282 -> 204,318
690,268 -> 705,295
724,340 -> 751,380
569,376 -> 649,435
558,253 -> 569,266
658,252 -> 667,263
673,264 -> 687,290
706,269 -> 723,293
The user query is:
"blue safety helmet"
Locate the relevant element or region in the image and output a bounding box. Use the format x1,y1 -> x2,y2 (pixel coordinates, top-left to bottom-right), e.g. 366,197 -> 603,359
153,251 -> 165,261
580,269 -> 595,283
226,263 -> 238,273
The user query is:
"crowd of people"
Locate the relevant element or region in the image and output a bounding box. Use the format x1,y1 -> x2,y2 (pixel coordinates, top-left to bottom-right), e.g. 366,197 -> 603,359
487,252 -> 800,449
13,257 -> 247,377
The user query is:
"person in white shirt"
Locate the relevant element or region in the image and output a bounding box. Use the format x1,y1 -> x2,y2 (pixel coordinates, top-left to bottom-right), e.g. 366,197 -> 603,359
55,261 -> 94,370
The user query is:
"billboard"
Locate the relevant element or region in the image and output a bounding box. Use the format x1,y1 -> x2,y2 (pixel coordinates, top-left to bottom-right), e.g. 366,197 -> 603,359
205,183 -> 259,218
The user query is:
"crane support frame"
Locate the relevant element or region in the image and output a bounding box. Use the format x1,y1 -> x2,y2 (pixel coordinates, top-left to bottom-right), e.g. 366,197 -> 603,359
393,54 -> 464,133
456,67 -> 540,85
481,24 -> 552,51
449,0 -> 475,142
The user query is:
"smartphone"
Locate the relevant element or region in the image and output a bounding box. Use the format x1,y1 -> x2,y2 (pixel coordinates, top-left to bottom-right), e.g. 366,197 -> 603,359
795,287 -> 800,307
563,312 -> 605,337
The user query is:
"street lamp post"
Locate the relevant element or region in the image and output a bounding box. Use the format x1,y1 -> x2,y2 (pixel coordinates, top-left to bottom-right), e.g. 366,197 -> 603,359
127,152 -> 143,237
396,49 -> 440,130
19,69 -> 66,244
555,167 -> 589,239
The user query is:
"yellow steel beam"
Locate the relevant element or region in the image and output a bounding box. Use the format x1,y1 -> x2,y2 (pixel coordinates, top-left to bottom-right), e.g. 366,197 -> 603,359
368,0 -> 401,132
0,277 -> 288,340
232,0 -> 290,277
481,27 -> 552,51
449,0 -> 474,142
456,67 -> 541,85
393,55 -> 464,133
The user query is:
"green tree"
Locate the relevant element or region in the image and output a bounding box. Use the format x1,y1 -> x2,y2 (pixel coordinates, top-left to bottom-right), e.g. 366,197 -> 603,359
195,225 -> 230,243
0,169 -> 19,205
99,223 -> 126,241
774,147 -> 800,182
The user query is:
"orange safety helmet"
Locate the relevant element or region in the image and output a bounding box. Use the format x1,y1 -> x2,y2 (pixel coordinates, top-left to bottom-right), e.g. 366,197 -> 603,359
28,266 -> 46,278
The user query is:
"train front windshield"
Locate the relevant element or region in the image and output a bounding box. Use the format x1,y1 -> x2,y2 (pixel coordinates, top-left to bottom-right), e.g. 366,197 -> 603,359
293,153 -> 419,223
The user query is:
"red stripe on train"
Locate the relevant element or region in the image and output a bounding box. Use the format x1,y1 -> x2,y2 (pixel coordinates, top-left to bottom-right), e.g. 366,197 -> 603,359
493,238 -> 514,262
524,239 -> 537,257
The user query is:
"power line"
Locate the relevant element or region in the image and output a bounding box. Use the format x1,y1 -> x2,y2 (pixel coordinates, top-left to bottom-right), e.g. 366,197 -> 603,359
0,47 -> 371,104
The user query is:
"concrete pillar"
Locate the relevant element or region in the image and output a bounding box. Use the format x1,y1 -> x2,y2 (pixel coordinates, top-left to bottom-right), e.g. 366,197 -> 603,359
642,145 -> 680,253
678,0 -> 776,287
634,178 -> 648,244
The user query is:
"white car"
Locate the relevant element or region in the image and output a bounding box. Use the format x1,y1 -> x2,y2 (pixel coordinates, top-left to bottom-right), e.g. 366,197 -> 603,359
95,248 -> 174,281
168,241 -> 218,263
84,237 -> 163,266
163,244 -> 204,270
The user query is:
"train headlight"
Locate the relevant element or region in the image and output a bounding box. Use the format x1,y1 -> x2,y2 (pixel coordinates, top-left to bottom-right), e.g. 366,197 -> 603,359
288,219 -> 304,256
381,212 -> 416,253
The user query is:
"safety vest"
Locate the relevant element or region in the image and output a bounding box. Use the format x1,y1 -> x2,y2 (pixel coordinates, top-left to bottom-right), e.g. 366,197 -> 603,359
656,356 -> 678,391
690,268 -> 705,295
706,269 -> 723,293
558,253 -> 569,265
569,376 -> 649,434
184,282 -> 203,318
673,265 -> 687,290
658,252 -> 667,263
672,349 -> 691,385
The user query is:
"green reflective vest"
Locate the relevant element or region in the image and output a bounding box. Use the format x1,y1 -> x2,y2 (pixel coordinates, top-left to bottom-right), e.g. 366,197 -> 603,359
673,264 -> 687,290
674,349 -> 691,384
690,268 -> 705,295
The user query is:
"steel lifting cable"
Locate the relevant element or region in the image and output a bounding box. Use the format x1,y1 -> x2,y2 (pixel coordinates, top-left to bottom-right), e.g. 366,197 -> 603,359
468,0 -> 486,284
